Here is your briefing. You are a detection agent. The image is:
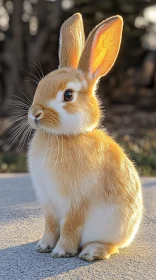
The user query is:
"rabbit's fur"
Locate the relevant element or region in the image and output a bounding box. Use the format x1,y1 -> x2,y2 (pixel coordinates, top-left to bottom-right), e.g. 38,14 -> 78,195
28,13 -> 143,261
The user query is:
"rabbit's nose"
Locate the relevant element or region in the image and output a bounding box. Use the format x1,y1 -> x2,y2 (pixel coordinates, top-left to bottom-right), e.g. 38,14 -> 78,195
34,111 -> 43,120
30,105 -> 44,120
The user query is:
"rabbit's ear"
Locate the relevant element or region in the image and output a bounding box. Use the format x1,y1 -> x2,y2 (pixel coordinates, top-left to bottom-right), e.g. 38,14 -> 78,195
78,15 -> 123,81
59,13 -> 85,69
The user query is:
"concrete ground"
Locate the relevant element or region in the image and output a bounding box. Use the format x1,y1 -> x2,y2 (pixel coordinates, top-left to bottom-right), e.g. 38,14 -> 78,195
0,174 -> 156,280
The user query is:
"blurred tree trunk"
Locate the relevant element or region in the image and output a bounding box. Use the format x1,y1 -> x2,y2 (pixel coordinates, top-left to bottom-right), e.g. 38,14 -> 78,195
1,0 -> 24,114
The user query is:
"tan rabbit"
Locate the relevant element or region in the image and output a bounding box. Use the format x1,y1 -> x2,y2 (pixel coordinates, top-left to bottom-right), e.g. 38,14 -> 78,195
28,13 -> 143,261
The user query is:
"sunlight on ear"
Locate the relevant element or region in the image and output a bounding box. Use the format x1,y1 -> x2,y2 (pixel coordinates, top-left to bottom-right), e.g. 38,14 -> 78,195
91,17 -> 123,79
91,36 -> 108,75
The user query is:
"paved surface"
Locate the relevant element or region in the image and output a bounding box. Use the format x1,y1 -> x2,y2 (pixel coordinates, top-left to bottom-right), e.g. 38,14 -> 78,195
0,174 -> 156,280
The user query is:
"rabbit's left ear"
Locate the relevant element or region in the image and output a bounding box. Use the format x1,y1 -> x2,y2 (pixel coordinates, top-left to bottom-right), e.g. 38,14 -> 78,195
78,15 -> 123,81
59,13 -> 85,69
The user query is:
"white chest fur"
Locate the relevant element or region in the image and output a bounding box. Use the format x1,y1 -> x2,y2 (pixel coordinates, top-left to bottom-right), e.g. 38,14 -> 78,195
28,140 -> 70,220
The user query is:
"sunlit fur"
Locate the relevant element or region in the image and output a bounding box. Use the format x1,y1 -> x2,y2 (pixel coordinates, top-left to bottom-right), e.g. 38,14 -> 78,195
28,13 -> 143,261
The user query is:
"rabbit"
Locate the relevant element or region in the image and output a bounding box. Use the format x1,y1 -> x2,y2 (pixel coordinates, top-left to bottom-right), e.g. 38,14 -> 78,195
28,13 -> 143,261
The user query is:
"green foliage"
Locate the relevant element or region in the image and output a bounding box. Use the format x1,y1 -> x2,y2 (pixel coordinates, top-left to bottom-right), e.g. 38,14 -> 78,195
0,153 -> 27,173
121,137 -> 156,176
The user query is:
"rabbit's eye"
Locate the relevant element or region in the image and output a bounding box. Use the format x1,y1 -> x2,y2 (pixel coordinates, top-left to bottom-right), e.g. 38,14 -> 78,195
64,90 -> 73,102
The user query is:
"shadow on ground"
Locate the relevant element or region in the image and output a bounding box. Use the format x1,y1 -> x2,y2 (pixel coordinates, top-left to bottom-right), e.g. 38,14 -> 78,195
1,242 -> 91,280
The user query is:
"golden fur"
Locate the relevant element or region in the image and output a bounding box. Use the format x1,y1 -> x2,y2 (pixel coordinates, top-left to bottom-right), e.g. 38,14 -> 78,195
28,13 -> 143,261
59,13 -> 85,68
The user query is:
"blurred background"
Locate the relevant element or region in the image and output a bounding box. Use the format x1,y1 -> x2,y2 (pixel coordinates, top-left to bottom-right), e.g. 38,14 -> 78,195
0,0 -> 156,175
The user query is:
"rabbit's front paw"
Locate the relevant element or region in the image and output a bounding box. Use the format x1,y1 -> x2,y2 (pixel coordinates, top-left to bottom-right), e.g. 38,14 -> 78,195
36,238 -> 55,253
51,241 -> 77,258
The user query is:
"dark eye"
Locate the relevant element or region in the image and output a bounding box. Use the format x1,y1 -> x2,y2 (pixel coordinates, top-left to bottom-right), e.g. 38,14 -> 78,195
64,90 -> 73,102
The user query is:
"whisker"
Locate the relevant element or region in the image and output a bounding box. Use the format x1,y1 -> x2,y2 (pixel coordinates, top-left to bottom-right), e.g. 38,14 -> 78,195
21,68 -> 40,83
10,112 -> 28,118
12,94 -> 31,106
32,64 -> 42,81
48,136 -> 53,162
11,105 -> 29,112
20,90 -> 32,105
41,135 -> 49,166
54,135 -> 59,168
7,121 -> 29,149
9,120 -> 29,139
9,116 -> 27,125
11,106 -> 29,112
5,89 -> 32,151
23,78 -> 38,85
37,58 -> 44,78
11,127 -> 29,150
9,100 -> 30,109
8,99 -> 29,107
16,127 -> 29,152
16,125 -> 32,152
61,135 -> 64,163
11,108 -> 28,114
33,61 -> 44,79
9,119 -> 28,134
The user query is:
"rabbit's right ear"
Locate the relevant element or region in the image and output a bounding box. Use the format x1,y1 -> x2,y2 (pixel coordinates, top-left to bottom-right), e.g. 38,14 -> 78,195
59,13 -> 85,69
78,16 -> 123,81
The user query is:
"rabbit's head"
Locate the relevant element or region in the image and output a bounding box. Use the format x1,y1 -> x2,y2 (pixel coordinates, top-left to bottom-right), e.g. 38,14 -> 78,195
28,13 -> 123,135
